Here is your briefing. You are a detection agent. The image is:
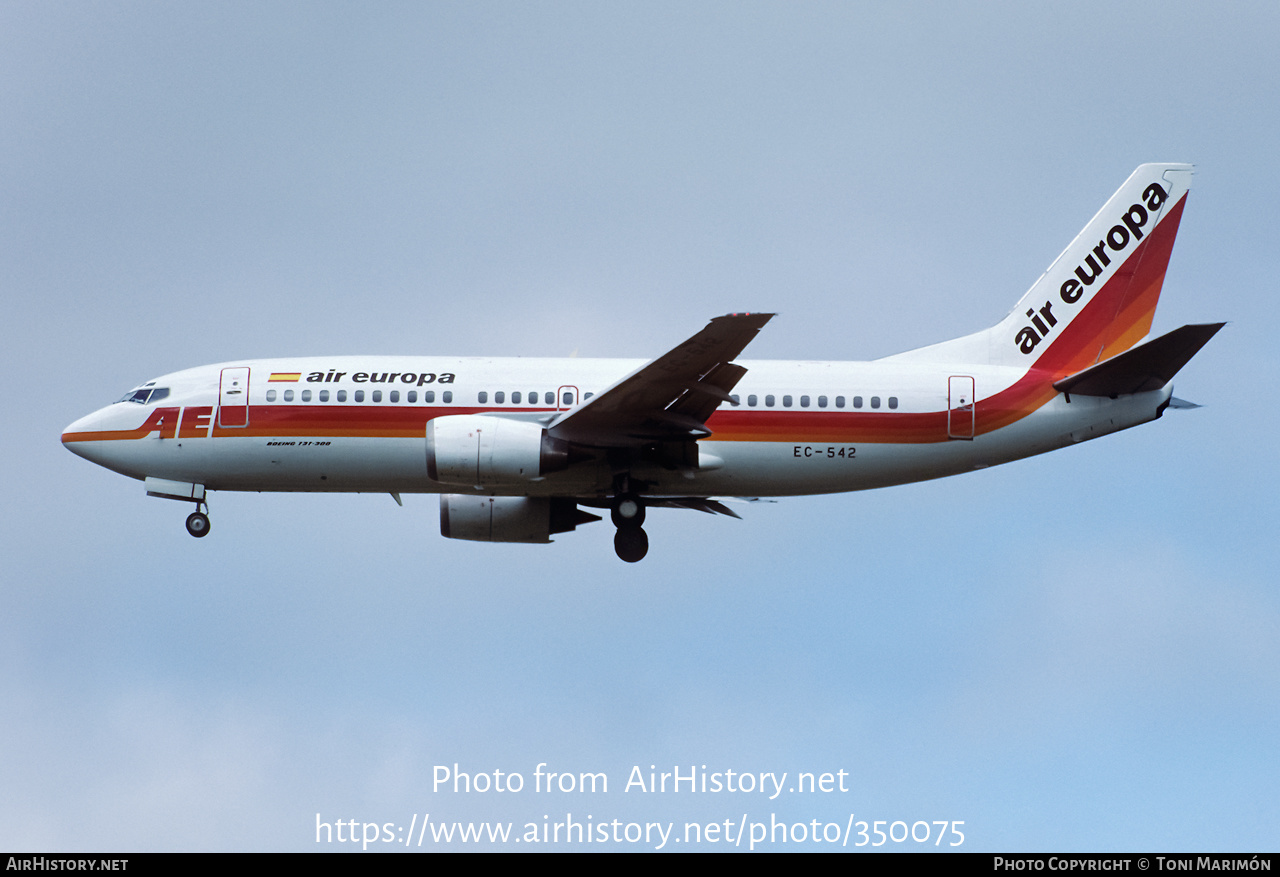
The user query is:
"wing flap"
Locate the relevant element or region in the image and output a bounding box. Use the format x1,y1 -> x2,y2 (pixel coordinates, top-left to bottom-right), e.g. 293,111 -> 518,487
670,362 -> 748,424
647,497 -> 744,519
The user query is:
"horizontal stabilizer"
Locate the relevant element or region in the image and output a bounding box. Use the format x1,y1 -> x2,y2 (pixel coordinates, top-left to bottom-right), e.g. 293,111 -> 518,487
1054,323 -> 1224,398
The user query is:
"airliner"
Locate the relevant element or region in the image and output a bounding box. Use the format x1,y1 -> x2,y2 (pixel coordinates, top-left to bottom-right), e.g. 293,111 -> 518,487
62,164 -> 1221,561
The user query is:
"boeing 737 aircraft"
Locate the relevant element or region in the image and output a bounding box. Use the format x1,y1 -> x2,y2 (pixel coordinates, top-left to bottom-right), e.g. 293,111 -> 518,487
63,164 -> 1221,561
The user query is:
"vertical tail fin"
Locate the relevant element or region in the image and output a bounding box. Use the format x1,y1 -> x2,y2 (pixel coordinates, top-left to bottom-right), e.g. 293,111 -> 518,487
885,164 -> 1193,375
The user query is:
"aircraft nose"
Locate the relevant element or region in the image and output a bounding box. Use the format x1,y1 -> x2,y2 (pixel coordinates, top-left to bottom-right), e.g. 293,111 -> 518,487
61,409 -> 110,463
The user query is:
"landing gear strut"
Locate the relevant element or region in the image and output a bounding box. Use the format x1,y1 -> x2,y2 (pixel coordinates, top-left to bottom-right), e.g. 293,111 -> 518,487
185,501 -> 211,538
611,493 -> 647,562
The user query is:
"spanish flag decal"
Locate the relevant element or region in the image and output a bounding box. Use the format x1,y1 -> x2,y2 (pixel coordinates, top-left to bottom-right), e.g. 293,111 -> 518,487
268,372 -> 302,382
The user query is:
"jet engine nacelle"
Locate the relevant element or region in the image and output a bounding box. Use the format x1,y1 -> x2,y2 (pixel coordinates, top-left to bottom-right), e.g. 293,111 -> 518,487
427,415 -> 571,487
439,495 -> 601,543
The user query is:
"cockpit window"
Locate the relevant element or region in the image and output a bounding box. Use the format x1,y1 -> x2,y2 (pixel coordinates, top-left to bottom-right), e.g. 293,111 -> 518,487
116,387 -> 169,404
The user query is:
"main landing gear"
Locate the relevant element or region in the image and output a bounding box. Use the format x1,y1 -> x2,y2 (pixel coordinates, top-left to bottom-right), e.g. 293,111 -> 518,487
185,501 -> 211,538
611,493 -> 647,562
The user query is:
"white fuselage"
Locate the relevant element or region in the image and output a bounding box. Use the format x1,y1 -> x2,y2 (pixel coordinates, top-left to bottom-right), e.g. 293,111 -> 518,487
61,354 -> 1170,500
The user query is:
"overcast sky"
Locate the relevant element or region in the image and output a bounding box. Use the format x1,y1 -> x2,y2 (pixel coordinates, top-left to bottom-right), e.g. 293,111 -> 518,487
3,1 -> 1277,851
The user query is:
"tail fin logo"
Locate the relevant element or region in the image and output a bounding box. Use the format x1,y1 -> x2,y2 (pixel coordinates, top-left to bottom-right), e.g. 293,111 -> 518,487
1015,181 -> 1170,355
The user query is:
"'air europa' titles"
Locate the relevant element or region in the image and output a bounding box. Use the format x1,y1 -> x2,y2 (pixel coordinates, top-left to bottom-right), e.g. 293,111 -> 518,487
301,369 -> 457,386
1013,182 -> 1170,356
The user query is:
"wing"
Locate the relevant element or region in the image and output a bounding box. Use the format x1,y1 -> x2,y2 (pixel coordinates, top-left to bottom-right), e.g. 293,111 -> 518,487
547,313 -> 773,447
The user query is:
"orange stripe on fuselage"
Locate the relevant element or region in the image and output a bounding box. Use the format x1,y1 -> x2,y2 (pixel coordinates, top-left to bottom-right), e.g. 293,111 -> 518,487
62,428 -> 155,443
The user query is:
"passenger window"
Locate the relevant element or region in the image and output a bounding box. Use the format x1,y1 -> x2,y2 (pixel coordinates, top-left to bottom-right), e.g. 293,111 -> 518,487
871,396 -> 881,409
765,395 -> 775,407
283,389 -> 294,402
747,394 -> 757,407
266,389 -> 277,402
835,395 -> 845,408
584,392 -> 593,399
407,390 -> 417,403
319,390 -> 329,402
443,391 -> 452,404
372,390 -> 382,403
390,390 -> 399,403
562,391 -> 573,405
478,391 -> 488,404
300,389 -> 310,402
729,394 -> 739,405
782,395 -> 792,408
424,390 -> 435,403
800,395 -> 810,408
888,396 -> 898,409
853,396 -> 863,408
354,390 -> 365,403
337,390 -> 347,402
495,391 -> 504,404
818,395 -> 827,408
544,391 -> 554,405
511,391 -> 521,404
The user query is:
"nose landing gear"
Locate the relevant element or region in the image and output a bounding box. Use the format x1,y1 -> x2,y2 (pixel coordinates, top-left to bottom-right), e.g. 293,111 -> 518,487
611,493 -> 647,562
